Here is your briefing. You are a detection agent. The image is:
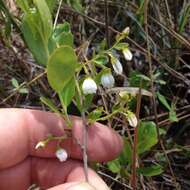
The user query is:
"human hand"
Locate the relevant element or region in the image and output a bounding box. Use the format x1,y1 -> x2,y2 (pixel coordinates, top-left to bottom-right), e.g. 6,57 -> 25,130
0,109 -> 123,190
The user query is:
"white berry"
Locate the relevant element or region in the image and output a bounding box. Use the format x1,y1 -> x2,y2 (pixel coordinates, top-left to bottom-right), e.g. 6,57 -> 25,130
101,73 -> 115,88
112,59 -> 123,75
82,78 -> 97,95
55,148 -> 68,162
123,48 -> 133,61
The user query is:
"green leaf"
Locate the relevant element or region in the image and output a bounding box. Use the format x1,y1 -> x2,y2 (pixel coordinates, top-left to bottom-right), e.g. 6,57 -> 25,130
83,94 -> 93,111
40,96 -> 60,113
11,78 -> 19,88
53,23 -> 71,37
55,32 -> 74,47
74,90 -> 82,112
114,42 -> 129,51
88,107 -> 104,123
169,103 -> 178,122
99,39 -> 107,51
58,77 -> 75,108
179,5 -> 190,34
48,35 -> 57,53
107,159 -> 121,173
157,92 -> 171,111
119,137 -> 132,164
34,0 -> 52,41
93,55 -> 108,65
45,0 -> 57,13
22,11 -> 49,65
115,32 -> 129,43
16,0 -> 30,13
47,46 -> 78,92
50,22 -> 73,50
159,128 -> 167,136
137,164 -> 163,176
138,121 -> 158,154
157,93 -> 178,122
129,71 -> 149,89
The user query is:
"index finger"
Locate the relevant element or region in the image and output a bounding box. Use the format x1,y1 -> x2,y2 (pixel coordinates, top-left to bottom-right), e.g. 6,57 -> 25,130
0,109 -> 123,169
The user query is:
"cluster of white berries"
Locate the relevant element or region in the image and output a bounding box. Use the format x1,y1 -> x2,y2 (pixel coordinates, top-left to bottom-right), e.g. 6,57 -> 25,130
82,48 -> 133,95
113,48 -> 133,74
82,73 -> 115,95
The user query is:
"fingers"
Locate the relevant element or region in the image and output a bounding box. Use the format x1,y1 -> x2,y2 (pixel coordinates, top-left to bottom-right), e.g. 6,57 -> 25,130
0,158 -> 31,190
0,157 -> 73,190
31,158 -> 110,190
31,158 -> 78,188
48,182 -> 98,190
63,164 -> 110,190
0,109 -> 29,169
0,157 -> 110,190
0,109 -> 123,169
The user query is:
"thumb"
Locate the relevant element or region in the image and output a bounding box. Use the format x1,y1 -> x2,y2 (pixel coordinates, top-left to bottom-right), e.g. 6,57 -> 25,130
64,182 -> 96,190
48,182 -> 111,190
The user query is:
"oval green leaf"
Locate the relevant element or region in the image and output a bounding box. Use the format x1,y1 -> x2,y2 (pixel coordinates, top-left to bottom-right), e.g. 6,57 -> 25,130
47,46 -> 78,92
137,121 -> 158,154
58,77 -> 75,108
137,164 -> 163,177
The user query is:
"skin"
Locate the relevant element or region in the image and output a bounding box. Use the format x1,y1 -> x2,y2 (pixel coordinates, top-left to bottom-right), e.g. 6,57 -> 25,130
0,109 -> 123,190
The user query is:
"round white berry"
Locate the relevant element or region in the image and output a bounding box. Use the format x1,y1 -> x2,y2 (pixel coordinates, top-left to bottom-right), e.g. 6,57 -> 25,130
55,148 -> 68,162
101,73 -> 115,88
82,78 -> 97,95
123,48 -> 133,61
127,112 -> 138,128
112,59 -> 123,75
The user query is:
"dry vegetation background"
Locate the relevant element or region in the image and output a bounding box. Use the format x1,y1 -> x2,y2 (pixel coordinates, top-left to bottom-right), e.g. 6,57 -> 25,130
0,0 -> 190,189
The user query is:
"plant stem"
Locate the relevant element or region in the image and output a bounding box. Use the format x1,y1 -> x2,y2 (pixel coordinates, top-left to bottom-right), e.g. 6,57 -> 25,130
131,127 -> 138,190
75,78 -> 89,182
81,110 -> 89,182
131,83 -> 142,190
